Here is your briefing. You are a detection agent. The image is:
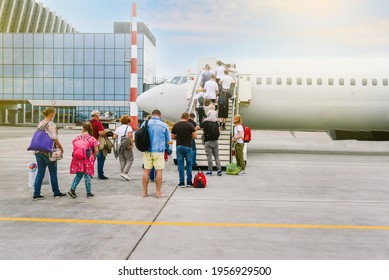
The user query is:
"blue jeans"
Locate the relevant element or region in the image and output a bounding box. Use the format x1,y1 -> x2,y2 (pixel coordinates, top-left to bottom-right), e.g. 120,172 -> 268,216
71,172 -> 92,193
191,139 -> 197,166
34,153 -> 60,196
96,150 -> 106,178
176,145 -> 193,185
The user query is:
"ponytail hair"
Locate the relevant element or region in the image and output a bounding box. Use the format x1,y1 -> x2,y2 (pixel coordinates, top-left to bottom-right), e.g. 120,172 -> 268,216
83,122 -> 93,136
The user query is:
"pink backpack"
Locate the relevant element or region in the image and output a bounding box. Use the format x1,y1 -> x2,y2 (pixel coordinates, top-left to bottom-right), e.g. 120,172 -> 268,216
72,135 -> 92,160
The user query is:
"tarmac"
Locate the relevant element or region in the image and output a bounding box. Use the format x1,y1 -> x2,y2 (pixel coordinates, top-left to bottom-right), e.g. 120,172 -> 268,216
1,126 -> 389,260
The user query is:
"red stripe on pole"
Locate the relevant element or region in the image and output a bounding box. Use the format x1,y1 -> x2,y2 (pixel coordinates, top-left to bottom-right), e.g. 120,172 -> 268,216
132,31 -> 137,45
131,58 -> 137,73
130,88 -> 138,101
132,2 -> 137,17
130,116 -> 138,130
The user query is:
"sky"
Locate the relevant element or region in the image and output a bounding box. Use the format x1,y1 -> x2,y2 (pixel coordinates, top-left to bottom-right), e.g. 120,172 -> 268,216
39,0 -> 389,76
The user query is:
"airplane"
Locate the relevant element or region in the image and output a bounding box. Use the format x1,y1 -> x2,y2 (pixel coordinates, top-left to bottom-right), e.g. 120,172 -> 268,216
136,57 -> 389,141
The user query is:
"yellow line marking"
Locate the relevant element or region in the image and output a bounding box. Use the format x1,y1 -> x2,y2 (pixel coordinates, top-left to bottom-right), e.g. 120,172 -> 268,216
1,217 -> 389,231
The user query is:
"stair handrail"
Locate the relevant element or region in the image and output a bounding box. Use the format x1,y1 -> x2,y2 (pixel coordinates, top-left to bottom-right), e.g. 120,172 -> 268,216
229,75 -> 239,163
186,71 -> 203,114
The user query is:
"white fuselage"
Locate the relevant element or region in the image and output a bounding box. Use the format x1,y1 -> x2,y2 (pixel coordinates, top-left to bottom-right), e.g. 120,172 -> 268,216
137,58 -> 389,132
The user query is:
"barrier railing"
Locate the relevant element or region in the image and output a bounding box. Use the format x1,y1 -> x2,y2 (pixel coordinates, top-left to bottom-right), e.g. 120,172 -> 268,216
229,76 -> 239,163
186,72 -> 202,114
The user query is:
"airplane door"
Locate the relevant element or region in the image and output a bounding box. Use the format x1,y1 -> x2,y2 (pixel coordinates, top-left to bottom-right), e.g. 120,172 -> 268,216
238,74 -> 252,103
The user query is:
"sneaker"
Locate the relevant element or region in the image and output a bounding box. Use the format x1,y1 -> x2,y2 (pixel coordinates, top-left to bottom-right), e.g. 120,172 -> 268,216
98,176 -> 108,180
238,170 -> 246,175
33,195 -> 44,201
178,183 -> 186,188
217,170 -> 222,176
54,192 -> 67,198
120,173 -> 131,181
87,192 -> 94,198
186,183 -> 194,187
205,171 -> 212,175
68,189 -> 77,198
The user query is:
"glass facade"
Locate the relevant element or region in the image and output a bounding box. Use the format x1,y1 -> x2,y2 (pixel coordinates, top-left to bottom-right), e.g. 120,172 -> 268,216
0,24 -> 156,125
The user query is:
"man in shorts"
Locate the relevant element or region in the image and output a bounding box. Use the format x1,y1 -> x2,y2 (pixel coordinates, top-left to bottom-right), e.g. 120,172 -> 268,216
141,109 -> 171,198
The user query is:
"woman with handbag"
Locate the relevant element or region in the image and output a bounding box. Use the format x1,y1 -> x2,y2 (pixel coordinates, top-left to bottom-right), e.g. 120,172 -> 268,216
32,107 -> 66,200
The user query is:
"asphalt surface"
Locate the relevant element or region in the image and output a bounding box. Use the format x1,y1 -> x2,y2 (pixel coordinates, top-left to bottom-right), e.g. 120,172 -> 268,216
1,126 -> 389,259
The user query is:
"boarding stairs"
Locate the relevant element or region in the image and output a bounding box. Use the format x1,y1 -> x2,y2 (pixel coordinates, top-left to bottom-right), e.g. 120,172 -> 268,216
186,72 -> 238,169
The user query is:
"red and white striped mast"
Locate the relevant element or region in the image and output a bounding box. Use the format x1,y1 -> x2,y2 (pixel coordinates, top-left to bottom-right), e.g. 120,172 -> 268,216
130,0 -> 138,129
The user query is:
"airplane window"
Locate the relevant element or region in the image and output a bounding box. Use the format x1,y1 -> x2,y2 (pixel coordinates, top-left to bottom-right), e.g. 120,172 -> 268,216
317,78 -> 322,85
383,79 -> 388,86
169,76 -> 182,85
181,76 -> 187,84
350,78 -> 356,86
362,78 -> 367,86
277,78 -> 282,85
339,78 -> 344,86
287,78 -> 292,85
372,78 -> 377,86
256,77 -> 262,85
307,78 -> 312,85
328,78 -> 334,86
266,77 -> 272,85
297,78 -> 302,85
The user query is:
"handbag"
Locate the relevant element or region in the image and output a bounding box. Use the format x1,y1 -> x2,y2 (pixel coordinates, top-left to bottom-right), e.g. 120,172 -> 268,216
49,148 -> 63,161
27,122 -> 54,153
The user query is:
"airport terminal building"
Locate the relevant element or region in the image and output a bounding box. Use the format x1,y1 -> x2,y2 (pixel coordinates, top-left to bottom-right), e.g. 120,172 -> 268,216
0,0 -> 156,126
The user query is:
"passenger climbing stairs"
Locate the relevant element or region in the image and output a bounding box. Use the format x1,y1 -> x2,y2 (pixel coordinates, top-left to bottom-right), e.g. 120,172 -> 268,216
194,100 -> 234,169
187,68 -> 238,169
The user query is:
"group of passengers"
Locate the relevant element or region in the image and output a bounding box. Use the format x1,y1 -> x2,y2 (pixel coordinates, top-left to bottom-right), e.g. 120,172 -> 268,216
195,61 -> 236,130
30,61 -> 245,201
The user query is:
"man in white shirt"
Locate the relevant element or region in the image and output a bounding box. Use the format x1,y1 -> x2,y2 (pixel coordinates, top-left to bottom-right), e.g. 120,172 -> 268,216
214,60 -> 226,83
219,70 -> 234,92
204,74 -> 219,104
218,70 -> 235,129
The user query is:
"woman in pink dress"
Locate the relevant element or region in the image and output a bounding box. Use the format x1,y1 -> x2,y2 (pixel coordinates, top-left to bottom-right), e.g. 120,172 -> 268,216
68,122 -> 99,198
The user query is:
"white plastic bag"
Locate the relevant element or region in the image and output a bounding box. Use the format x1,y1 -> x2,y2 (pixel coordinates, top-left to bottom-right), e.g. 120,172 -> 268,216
28,163 -> 50,187
28,163 -> 37,188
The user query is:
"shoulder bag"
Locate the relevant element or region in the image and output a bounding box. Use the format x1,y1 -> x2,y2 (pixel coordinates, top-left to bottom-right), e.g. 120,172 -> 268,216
27,121 -> 55,153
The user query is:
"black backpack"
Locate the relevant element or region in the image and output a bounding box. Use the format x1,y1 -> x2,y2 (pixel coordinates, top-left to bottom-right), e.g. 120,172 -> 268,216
135,120 -> 150,152
218,90 -> 227,104
204,121 -> 220,141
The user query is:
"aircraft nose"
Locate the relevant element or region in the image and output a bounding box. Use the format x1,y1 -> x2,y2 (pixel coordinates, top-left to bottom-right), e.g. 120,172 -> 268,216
136,88 -> 158,114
